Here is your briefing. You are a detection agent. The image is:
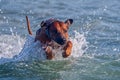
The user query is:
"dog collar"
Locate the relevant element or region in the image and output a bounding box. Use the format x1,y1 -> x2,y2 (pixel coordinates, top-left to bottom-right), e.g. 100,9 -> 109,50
45,18 -> 57,38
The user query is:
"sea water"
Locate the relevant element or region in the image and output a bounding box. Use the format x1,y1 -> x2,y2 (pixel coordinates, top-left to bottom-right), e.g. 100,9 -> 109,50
0,0 -> 120,80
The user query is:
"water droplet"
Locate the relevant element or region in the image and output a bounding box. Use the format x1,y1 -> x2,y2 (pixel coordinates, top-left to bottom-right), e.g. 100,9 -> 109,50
3,16 -> 6,19
113,48 -> 118,51
99,17 -> 102,20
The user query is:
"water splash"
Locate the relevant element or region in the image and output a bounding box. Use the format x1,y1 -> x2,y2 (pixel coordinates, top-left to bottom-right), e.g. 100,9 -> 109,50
0,30 -> 88,64
0,35 -> 25,58
70,30 -> 88,57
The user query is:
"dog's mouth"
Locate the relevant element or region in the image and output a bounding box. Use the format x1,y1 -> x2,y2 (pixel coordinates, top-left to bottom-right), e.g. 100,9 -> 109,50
54,37 -> 66,45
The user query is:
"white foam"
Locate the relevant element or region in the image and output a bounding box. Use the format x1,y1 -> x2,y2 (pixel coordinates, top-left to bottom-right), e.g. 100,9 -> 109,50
0,30 -> 88,64
0,35 -> 25,58
14,35 -> 46,61
70,30 -> 88,58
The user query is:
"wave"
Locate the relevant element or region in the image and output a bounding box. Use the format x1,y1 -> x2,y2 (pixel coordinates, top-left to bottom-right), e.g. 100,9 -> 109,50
0,30 -> 87,64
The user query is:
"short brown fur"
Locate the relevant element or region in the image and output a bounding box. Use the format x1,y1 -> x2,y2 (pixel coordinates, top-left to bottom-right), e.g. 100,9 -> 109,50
26,16 -> 73,59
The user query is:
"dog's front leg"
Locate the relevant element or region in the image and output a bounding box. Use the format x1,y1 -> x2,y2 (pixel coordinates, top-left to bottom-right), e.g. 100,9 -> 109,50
63,41 -> 73,58
45,46 -> 54,60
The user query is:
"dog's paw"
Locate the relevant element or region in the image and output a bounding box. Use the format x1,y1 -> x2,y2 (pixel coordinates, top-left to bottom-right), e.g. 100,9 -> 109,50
62,41 -> 72,58
45,46 -> 52,53
62,49 -> 71,58
45,46 -> 54,60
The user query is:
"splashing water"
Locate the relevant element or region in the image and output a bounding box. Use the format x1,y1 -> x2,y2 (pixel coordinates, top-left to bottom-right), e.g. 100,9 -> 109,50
0,35 -> 25,58
70,30 -> 88,57
0,30 -> 87,64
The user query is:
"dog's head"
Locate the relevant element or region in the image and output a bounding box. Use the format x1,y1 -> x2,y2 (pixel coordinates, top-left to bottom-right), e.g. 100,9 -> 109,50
41,19 -> 73,45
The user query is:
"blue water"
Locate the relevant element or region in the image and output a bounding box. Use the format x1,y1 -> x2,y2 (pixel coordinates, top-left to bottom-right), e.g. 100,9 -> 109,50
0,0 -> 120,80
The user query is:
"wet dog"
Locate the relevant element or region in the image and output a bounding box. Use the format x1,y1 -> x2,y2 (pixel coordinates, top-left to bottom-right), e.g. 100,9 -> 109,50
26,16 -> 73,59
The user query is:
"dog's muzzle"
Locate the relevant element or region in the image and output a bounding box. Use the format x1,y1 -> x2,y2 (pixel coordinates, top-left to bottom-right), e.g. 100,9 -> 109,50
54,37 -> 66,45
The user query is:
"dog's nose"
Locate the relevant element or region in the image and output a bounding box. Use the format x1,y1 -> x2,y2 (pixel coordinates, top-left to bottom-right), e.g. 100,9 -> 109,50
56,37 -> 66,45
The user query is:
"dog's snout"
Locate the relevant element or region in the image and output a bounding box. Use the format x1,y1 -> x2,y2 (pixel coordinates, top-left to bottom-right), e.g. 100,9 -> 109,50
63,38 -> 66,42
55,37 -> 66,45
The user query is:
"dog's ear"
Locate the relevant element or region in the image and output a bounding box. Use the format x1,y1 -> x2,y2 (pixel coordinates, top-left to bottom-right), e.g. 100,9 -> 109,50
65,19 -> 73,26
40,21 -> 46,27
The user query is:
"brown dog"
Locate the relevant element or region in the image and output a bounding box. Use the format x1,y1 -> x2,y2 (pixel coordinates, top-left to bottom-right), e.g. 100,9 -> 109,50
26,16 -> 73,60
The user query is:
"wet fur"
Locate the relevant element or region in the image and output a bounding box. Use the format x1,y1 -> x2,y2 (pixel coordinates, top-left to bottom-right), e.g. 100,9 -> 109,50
26,16 -> 73,60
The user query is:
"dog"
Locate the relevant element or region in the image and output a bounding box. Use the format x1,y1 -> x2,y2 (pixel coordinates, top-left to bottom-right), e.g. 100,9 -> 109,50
26,16 -> 73,60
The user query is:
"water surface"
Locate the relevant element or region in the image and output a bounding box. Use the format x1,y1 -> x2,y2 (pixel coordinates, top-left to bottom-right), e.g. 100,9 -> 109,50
0,0 -> 120,80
